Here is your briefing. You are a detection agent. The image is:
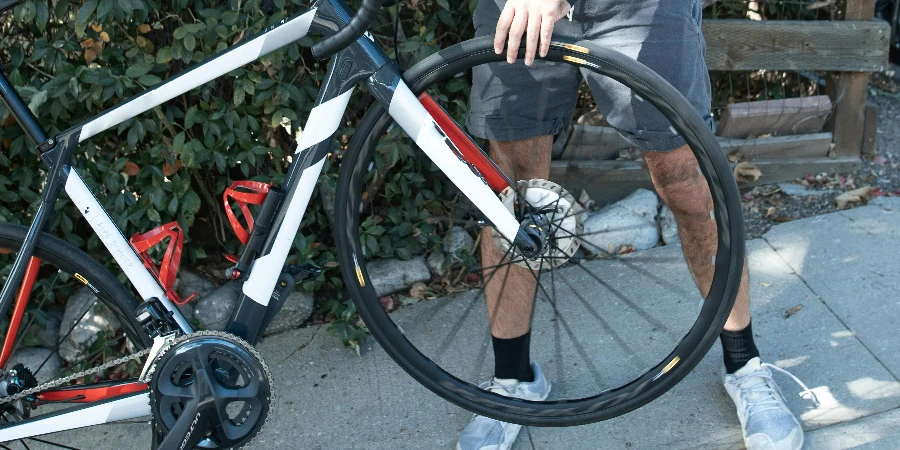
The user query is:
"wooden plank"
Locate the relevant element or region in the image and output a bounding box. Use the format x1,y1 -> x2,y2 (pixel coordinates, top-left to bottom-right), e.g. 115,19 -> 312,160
716,96 -> 832,138
719,132 -> 833,159
563,125 -> 833,160
561,125 -> 632,160
824,72 -> 870,157
862,102 -> 879,156
702,20 -> 890,72
822,0 -> 875,159
551,155 -> 860,205
741,156 -> 862,187
550,160 -> 653,207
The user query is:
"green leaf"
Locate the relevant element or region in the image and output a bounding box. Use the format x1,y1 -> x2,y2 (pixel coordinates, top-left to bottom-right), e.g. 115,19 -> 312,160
183,33 -> 196,52
156,47 -> 173,64
180,190 -> 201,225
138,74 -> 161,85
146,208 -> 161,222
125,62 -> 153,78
35,2 -> 49,31
28,90 -> 48,113
75,0 -> 98,26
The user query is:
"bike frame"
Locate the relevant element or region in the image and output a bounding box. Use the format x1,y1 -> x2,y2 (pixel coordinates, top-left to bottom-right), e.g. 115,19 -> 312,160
0,0 -> 525,442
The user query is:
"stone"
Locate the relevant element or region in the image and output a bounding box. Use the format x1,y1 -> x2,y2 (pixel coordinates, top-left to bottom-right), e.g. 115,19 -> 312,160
427,250 -> 449,277
264,290 -> 315,335
7,347 -> 62,384
366,258 -> 431,296
443,226 -> 475,264
58,287 -> 123,364
175,269 -> 217,301
615,188 -> 659,221
657,204 -> 680,245
176,302 -> 195,323
581,205 -> 659,255
777,182 -> 839,197
193,282 -> 242,331
33,310 -> 61,349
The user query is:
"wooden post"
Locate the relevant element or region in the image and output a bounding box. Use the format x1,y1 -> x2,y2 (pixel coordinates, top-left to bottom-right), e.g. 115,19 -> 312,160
824,0 -> 876,157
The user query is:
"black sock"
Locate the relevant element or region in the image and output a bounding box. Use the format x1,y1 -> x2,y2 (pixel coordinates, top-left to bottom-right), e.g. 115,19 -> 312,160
720,322 -> 760,374
492,331 -> 534,382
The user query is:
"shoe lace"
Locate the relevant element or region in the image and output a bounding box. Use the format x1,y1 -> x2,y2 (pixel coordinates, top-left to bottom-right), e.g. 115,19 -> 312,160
735,364 -> 819,418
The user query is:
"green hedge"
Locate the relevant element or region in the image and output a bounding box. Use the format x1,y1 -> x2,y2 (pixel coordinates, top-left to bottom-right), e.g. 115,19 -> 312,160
0,0 -> 476,347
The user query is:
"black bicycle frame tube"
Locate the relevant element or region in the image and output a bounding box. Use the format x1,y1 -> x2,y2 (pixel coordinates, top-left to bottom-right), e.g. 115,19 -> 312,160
0,70 -> 48,146
0,130 -> 76,325
226,4 -> 393,343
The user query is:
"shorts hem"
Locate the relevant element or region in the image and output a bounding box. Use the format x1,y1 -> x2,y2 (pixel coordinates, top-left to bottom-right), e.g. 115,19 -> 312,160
465,115 -> 565,142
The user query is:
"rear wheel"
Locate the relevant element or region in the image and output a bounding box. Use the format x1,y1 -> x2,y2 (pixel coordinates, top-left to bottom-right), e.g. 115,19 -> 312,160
0,222 -> 151,446
335,36 -> 745,425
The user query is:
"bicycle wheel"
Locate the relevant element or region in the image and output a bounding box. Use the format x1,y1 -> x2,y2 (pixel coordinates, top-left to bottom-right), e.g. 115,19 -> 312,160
334,35 -> 744,426
0,222 -> 151,445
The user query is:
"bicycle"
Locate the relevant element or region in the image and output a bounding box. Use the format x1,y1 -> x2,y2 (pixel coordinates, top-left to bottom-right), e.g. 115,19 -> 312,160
0,0 -> 745,447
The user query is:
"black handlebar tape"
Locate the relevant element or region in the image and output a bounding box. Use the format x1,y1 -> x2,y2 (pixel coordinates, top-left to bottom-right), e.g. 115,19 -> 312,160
311,0 -> 385,60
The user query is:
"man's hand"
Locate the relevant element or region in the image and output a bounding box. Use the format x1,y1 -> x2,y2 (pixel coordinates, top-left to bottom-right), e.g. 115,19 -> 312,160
494,0 -> 571,66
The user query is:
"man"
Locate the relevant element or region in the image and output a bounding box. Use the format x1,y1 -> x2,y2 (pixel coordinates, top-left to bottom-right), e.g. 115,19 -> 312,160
456,0 -> 812,449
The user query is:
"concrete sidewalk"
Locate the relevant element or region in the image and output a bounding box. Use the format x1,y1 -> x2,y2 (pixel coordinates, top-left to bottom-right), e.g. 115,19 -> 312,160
23,198 -> 900,449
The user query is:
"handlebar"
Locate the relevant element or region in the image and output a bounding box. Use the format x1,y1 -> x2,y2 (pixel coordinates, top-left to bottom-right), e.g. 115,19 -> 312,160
311,0 -> 386,60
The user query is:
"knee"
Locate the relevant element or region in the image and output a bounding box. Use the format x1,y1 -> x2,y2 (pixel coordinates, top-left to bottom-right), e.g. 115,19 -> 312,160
644,146 -> 712,215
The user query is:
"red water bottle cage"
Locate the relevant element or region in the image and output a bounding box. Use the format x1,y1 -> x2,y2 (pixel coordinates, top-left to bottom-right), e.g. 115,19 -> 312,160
130,222 -> 192,305
223,181 -> 272,246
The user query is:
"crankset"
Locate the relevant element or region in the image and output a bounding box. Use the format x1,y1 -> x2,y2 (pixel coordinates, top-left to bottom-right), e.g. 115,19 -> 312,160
149,331 -> 273,450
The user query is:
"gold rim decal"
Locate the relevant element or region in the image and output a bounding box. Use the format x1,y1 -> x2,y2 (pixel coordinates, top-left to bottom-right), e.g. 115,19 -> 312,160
553,42 -> 589,54
653,356 -> 681,381
563,56 -> 587,65
353,253 -> 365,287
74,273 -> 89,285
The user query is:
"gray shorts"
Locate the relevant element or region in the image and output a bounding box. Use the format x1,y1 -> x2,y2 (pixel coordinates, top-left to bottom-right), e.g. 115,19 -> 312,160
465,0 -> 713,151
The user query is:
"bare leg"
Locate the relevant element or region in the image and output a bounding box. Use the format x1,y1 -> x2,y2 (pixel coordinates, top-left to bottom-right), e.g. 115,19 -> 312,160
644,144 -> 751,331
481,136 -> 553,338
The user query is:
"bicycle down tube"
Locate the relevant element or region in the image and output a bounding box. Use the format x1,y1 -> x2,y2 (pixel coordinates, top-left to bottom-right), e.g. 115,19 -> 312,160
0,0 -> 529,442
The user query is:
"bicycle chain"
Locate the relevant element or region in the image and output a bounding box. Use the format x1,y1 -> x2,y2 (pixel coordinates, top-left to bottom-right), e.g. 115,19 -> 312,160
0,331 -> 273,449
0,348 -> 152,406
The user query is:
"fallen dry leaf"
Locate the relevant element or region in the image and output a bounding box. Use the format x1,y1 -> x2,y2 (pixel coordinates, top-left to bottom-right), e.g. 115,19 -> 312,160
409,282 -> 428,300
734,162 -> 762,183
835,185 -> 873,209
137,23 -> 151,34
784,304 -> 802,318
765,206 -> 776,217
760,282 -> 772,287
91,23 -> 102,32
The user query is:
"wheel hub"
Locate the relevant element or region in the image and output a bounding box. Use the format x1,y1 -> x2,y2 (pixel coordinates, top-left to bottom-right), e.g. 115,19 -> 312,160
150,331 -> 272,450
492,179 -> 584,269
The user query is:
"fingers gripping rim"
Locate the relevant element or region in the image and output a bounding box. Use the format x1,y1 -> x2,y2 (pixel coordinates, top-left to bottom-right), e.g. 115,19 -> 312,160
335,36 -> 745,426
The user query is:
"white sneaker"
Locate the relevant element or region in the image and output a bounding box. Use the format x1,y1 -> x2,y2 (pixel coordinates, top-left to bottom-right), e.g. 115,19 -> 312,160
723,357 -> 818,450
456,362 -> 550,450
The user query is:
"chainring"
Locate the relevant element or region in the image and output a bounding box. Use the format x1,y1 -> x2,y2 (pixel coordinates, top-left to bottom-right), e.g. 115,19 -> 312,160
491,179 -> 584,269
149,331 -> 273,450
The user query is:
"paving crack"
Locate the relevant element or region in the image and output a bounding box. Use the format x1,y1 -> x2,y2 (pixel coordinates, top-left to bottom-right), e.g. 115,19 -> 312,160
761,236 -> 900,383
278,325 -> 323,364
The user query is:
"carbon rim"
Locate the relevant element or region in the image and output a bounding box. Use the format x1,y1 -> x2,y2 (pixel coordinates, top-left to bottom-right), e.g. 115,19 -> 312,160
336,36 -> 745,426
